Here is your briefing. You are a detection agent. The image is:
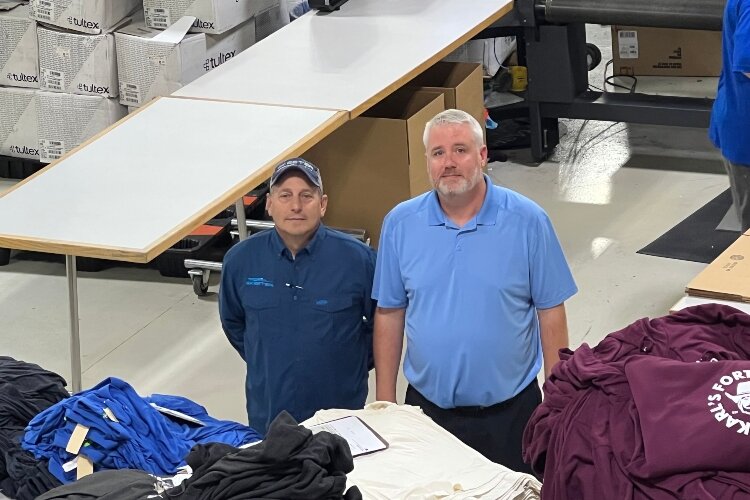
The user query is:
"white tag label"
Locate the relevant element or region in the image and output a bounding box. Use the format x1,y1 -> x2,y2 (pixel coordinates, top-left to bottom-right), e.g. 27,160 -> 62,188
40,139 -> 65,162
150,403 -> 206,426
41,68 -> 66,91
119,82 -> 141,105
618,31 -> 639,59
103,407 -> 118,422
35,0 -> 54,21
62,456 -> 78,473
145,7 -> 171,29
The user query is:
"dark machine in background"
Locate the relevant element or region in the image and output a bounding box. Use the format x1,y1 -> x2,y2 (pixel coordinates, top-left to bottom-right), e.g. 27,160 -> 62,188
481,0 -> 726,161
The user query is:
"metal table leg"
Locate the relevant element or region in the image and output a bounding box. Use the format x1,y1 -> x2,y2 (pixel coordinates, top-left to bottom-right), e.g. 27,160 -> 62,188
65,255 -> 82,393
235,199 -> 248,241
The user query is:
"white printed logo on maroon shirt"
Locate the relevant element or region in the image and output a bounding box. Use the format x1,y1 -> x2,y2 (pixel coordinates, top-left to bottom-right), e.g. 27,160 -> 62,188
708,374 -> 750,434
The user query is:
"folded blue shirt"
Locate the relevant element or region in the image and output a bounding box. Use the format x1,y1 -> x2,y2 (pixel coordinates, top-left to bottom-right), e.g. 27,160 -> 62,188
22,377 -> 261,483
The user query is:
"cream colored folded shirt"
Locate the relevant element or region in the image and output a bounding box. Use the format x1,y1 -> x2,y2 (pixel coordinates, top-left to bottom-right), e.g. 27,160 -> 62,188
303,402 -> 541,500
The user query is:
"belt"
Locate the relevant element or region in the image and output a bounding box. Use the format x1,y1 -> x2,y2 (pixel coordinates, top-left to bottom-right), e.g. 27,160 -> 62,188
449,380 -> 537,413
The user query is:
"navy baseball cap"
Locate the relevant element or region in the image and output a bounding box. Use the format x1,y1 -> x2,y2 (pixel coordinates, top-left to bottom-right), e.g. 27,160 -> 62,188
270,158 -> 323,190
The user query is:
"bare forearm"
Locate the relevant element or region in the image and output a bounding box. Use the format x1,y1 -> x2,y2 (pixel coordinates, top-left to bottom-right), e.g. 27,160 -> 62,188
373,307 -> 406,402
538,303 -> 569,379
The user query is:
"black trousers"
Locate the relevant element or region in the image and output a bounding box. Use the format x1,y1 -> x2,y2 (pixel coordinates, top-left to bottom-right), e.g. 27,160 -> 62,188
405,381 -> 541,475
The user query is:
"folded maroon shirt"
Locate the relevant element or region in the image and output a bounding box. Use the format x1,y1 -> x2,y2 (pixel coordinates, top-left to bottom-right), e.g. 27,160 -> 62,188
626,356 -> 750,478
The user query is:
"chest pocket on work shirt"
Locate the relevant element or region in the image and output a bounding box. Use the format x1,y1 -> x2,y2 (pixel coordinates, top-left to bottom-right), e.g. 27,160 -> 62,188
242,292 -> 280,333
310,295 -> 361,344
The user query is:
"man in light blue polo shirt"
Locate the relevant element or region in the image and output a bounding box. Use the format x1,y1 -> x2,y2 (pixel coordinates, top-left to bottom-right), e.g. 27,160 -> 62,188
372,109 -> 577,473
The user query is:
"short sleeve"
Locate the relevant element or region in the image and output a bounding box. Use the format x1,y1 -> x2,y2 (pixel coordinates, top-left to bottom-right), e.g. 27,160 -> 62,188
528,211 -> 578,309
372,213 -> 408,308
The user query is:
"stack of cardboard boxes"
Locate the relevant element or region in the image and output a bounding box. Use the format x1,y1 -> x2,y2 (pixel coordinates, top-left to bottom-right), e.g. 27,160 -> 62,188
0,2 -> 41,162
118,0 -> 282,110
30,0 -> 140,162
0,0 -> 286,166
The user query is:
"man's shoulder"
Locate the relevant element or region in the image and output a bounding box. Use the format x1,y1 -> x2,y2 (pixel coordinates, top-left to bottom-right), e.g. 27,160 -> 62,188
492,184 -> 547,222
385,191 -> 433,227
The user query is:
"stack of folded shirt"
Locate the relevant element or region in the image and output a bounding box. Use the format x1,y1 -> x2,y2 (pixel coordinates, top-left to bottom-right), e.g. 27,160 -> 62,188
0,356 -> 68,500
168,411 -> 362,500
523,304 -> 750,499
22,377 -> 261,483
304,402 -> 542,499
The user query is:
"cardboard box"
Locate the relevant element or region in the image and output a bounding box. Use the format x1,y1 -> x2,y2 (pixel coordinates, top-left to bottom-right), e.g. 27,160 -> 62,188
204,16 -> 256,73
686,234 -> 750,302
116,16 -> 256,106
29,0 -> 141,34
37,91 -> 126,163
0,87 -> 39,159
303,89 -> 445,246
611,26 -> 722,77
115,20 -> 206,107
444,36 -> 516,78
406,62 -> 485,138
254,0 -> 288,42
37,25 -> 118,97
0,3 -> 40,89
143,0 -> 277,34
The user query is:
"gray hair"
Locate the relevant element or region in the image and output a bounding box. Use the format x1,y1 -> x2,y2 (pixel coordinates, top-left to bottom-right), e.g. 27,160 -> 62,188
423,109 -> 484,149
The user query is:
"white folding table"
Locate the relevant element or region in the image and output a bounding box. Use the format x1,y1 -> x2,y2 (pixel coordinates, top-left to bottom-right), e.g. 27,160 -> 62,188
0,0 -> 514,392
0,97 -> 346,391
174,0 -> 514,116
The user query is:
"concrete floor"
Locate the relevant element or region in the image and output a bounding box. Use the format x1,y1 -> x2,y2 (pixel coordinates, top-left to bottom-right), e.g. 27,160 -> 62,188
0,25 -> 727,426
0,120 -> 726,425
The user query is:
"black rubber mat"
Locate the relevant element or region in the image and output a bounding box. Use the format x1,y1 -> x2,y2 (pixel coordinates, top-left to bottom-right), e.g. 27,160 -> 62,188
637,189 -> 740,264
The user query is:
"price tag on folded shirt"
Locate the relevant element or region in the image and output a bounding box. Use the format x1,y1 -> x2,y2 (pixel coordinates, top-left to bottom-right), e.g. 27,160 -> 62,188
150,403 -> 206,426
308,416 -> 388,457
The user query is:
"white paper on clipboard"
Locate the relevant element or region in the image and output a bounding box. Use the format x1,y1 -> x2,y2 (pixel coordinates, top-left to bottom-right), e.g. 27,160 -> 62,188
308,416 -> 388,457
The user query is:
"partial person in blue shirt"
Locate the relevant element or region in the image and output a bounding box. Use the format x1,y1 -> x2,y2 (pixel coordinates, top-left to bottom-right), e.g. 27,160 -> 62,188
220,158 -> 376,436
710,0 -> 750,230
372,109 -> 577,474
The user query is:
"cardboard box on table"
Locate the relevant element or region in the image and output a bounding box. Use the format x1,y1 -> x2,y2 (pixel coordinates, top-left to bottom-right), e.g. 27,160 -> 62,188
686,234 -> 750,302
406,61 -> 485,138
303,89 -> 445,247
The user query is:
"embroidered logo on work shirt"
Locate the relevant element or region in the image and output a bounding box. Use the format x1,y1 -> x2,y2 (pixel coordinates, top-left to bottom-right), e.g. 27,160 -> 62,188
707,372 -> 750,435
246,277 -> 273,287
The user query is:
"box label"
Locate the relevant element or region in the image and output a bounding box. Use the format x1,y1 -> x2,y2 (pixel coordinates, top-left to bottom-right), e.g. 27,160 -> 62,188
145,7 -> 171,29
119,82 -> 141,106
62,456 -> 78,473
618,30 -> 638,59
40,138 -> 65,162
34,0 -> 54,21
41,68 -> 65,91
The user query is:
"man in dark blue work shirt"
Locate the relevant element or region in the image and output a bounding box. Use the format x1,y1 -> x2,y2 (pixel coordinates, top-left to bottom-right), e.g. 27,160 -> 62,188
219,158 -> 376,435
